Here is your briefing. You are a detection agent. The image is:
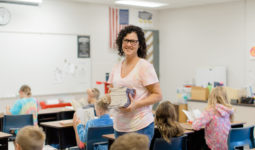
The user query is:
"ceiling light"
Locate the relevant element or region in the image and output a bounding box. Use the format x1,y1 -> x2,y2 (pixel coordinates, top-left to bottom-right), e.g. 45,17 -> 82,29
115,0 -> 167,8
0,0 -> 43,6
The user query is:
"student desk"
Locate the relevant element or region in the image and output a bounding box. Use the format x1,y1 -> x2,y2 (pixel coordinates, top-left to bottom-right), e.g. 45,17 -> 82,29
38,107 -> 75,125
102,134 -> 114,150
0,132 -> 12,149
180,121 -> 246,150
0,108 -> 74,131
103,122 -> 245,150
102,130 -> 194,150
40,119 -> 76,150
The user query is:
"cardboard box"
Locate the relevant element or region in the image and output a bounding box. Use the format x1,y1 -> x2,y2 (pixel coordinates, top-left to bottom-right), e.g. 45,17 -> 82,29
178,104 -> 188,123
191,86 -> 209,101
225,87 -> 245,103
173,104 -> 188,123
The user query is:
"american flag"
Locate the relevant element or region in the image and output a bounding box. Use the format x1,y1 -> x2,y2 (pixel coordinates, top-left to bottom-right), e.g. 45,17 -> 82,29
109,7 -> 129,49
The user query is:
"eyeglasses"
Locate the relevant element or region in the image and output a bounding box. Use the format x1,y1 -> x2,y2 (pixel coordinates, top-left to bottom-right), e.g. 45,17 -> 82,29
123,39 -> 139,45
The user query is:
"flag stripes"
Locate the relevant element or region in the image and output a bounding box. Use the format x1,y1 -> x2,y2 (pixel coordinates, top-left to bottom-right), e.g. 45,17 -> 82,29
109,7 -> 128,49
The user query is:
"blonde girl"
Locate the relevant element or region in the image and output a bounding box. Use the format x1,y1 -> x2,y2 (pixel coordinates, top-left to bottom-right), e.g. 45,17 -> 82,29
192,86 -> 234,150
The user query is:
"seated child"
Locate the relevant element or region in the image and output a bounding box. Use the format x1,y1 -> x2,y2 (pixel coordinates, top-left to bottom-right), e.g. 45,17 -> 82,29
110,133 -> 149,150
6,85 -> 38,125
14,126 -> 45,150
73,96 -> 113,150
150,101 -> 184,150
86,88 -> 100,106
73,88 -> 100,109
192,86 -> 234,150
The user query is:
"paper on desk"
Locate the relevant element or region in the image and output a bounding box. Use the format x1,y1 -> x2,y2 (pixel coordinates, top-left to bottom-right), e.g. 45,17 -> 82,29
76,107 -> 95,125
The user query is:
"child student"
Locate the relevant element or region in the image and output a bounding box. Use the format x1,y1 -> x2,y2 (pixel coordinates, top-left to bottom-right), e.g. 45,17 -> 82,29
14,126 -> 45,150
86,88 -> 100,106
150,101 -> 184,150
110,133 -> 149,150
6,85 -> 38,125
73,96 -> 113,150
72,88 -> 100,148
192,86 -> 234,150
74,88 -> 100,109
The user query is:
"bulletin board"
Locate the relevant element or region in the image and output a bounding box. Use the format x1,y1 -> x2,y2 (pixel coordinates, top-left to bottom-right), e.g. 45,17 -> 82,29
0,32 -> 91,98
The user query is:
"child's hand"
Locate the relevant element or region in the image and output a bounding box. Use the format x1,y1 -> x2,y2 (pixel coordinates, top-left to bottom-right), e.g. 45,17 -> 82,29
6,105 -> 11,114
6,105 -> 10,111
72,113 -> 81,128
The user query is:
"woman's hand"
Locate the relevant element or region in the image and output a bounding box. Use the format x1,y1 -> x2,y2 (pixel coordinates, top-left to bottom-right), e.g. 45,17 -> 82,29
72,112 -> 81,128
119,93 -> 137,113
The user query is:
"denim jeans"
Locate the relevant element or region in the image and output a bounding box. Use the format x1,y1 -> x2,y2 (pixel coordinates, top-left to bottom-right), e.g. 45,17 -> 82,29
114,122 -> 155,142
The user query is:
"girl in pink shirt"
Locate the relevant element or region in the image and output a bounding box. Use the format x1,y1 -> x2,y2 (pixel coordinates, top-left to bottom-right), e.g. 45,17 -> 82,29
192,86 -> 234,150
108,25 -> 162,142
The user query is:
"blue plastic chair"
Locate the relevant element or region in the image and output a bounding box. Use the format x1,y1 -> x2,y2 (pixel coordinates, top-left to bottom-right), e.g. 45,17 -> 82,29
153,134 -> 187,150
3,114 -> 34,140
228,126 -> 255,150
86,126 -> 114,150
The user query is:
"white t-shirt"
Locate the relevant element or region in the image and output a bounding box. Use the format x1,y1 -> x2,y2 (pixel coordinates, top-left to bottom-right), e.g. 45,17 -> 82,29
108,58 -> 159,132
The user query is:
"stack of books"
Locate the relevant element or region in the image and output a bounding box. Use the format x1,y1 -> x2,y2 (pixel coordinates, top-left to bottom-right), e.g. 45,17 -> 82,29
110,87 -> 135,108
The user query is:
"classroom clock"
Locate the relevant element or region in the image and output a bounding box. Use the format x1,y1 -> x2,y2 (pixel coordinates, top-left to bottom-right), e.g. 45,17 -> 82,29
0,7 -> 11,26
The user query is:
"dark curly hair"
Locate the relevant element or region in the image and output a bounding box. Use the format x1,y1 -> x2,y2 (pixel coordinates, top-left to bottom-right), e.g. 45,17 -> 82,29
116,25 -> 147,58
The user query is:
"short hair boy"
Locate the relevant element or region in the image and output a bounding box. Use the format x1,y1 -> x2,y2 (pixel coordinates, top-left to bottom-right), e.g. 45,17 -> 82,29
110,133 -> 149,150
15,126 -> 46,150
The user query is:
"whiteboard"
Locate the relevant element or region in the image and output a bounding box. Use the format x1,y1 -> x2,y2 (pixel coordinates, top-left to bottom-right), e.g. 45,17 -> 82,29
195,66 -> 227,87
0,32 -> 91,98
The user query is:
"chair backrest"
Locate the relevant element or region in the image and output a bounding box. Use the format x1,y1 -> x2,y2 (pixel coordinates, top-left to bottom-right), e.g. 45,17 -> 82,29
228,126 -> 255,150
3,114 -> 34,135
153,135 -> 187,150
86,126 -> 114,150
